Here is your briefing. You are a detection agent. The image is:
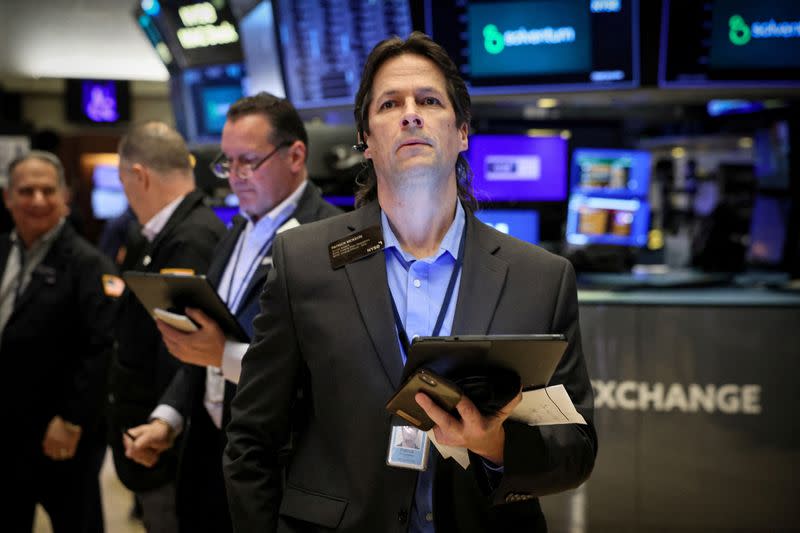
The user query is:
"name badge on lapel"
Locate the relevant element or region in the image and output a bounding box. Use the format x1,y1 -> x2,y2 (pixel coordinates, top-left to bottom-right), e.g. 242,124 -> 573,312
33,264 -> 57,285
328,225 -> 384,270
386,425 -> 429,471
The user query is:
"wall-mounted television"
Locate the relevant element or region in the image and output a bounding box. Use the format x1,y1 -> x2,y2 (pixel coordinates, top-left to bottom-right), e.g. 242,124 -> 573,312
570,148 -> 651,199
566,195 -> 650,247
476,208 -> 540,244
659,0 -> 800,88
65,79 -> 130,124
427,0 -> 640,94
273,0 -> 413,109
466,134 -> 568,202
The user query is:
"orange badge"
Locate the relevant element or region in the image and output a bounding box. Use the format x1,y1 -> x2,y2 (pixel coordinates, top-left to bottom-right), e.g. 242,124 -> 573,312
102,274 -> 125,298
160,268 -> 195,276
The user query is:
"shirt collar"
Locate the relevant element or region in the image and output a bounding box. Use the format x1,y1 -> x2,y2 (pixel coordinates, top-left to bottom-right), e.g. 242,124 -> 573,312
242,180 -> 308,234
11,218 -> 66,252
381,200 -> 466,265
141,194 -> 186,242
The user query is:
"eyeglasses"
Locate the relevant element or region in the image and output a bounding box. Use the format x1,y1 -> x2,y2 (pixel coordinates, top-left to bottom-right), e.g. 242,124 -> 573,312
209,141 -> 292,179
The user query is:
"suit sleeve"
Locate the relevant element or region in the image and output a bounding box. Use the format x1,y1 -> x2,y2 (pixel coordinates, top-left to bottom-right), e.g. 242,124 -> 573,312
62,248 -> 119,430
223,233 -> 302,533
155,223 -> 224,411
487,259 -> 597,503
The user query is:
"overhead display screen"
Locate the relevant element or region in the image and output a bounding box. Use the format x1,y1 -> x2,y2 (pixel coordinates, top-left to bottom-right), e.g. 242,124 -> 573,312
274,0 -> 413,109
135,0 -> 244,70
660,0 -> 800,87
427,0 -> 639,94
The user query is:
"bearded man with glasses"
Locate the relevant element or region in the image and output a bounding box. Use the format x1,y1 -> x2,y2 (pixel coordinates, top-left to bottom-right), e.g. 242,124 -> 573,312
150,92 -> 341,532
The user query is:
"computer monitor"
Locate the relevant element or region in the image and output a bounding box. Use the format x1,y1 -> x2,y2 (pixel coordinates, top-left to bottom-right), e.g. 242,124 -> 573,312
659,0 -> 800,88
194,83 -> 243,137
91,164 -> 128,220
476,209 -> 540,245
570,148 -> 651,198
211,205 -> 240,226
566,195 -> 650,247
467,134 -> 568,203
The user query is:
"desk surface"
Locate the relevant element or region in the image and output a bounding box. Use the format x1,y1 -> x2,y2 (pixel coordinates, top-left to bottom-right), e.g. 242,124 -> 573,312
578,286 -> 800,307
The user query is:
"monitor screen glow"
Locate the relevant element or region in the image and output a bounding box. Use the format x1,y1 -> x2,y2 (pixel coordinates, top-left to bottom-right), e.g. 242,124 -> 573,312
476,209 -> 540,244
566,195 -> 650,247
570,148 -> 651,198
467,134 -> 568,202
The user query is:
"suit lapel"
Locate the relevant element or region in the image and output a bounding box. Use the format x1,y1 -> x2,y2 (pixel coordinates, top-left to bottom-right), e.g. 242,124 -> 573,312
451,212 -> 508,335
207,216 -> 247,287
11,224 -> 71,314
0,235 -> 11,282
342,202 -> 404,388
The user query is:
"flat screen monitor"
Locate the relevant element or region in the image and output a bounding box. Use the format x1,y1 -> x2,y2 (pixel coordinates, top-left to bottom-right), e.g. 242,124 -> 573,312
476,209 -> 540,245
570,148 -> 651,198
273,0 -> 413,109
566,195 -> 650,247
427,0 -> 640,94
193,83 -> 243,137
659,0 -> 800,87
466,134 -> 568,202
747,195 -> 791,267
91,164 -> 128,220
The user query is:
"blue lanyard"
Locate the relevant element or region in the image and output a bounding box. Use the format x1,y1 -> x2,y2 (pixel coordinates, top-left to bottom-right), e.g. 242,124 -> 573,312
224,230 -> 275,312
389,224 -> 467,360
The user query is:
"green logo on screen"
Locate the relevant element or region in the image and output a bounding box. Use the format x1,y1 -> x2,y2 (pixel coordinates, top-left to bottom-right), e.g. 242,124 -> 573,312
483,24 -> 504,54
729,15 -> 751,45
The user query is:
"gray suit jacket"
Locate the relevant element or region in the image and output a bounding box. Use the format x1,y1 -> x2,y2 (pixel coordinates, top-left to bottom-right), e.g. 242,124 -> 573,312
224,201 -> 597,533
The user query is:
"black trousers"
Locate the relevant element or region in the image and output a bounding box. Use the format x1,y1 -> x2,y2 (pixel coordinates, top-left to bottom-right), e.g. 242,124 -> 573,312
11,433 -> 106,533
176,406 -> 232,533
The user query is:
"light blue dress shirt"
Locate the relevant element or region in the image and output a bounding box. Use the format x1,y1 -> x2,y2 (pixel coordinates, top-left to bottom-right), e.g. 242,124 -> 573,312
381,202 -> 465,532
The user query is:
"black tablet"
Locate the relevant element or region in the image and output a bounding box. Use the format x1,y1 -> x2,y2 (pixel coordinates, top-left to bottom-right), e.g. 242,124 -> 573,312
122,271 -> 250,342
402,334 -> 567,391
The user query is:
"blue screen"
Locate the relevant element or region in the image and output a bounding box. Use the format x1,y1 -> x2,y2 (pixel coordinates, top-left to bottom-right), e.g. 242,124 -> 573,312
199,85 -> 243,135
467,134 -> 568,202
570,148 -> 651,198
566,195 -> 650,247
468,1 -> 592,78
476,209 -> 540,244
212,205 -> 240,227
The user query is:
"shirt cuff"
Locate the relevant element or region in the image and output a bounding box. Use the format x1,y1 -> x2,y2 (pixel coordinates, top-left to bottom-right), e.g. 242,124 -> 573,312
481,457 -> 505,490
221,341 -> 248,384
150,404 -> 184,436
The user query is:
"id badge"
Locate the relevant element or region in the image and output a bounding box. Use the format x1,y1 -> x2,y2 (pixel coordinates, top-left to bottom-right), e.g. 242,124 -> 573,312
386,425 -> 429,471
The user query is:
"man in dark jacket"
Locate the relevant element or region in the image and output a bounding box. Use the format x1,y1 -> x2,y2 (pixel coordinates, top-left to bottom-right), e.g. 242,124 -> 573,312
153,93 -> 341,532
2,151 -> 118,532
107,121 -> 226,533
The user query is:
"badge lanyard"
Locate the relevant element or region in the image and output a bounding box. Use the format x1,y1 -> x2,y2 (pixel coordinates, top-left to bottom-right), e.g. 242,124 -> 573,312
224,229 -> 275,312
389,225 -> 467,360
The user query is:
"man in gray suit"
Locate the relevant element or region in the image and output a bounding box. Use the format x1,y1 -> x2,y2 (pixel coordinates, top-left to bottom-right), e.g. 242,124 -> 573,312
224,32 -> 597,532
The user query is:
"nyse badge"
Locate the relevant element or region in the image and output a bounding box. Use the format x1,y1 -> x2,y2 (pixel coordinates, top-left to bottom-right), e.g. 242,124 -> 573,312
142,255 -> 152,267
328,225 -> 384,269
